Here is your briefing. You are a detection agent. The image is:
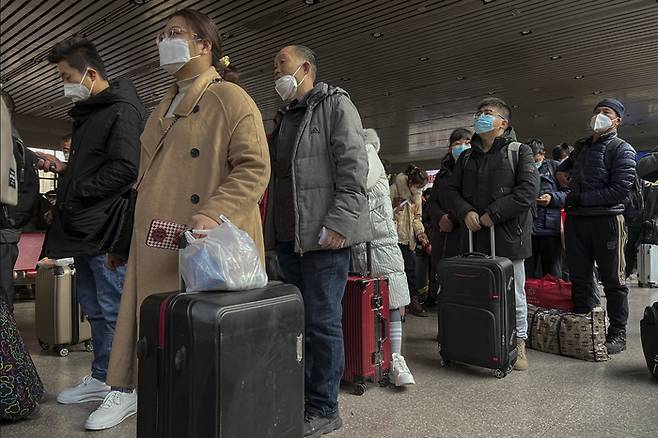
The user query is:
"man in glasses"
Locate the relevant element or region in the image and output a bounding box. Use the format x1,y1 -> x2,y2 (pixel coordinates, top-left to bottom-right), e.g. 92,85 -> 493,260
447,97 -> 539,371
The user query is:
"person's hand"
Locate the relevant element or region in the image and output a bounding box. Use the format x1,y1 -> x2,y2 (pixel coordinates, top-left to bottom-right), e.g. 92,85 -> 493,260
480,212 -> 494,228
537,193 -> 552,207
439,214 -> 454,233
190,214 -> 221,238
321,228 -> 347,250
44,210 -> 53,225
106,254 -> 127,271
35,151 -> 67,173
465,211 -> 481,232
556,171 -> 571,188
417,232 -> 429,247
392,197 -> 403,212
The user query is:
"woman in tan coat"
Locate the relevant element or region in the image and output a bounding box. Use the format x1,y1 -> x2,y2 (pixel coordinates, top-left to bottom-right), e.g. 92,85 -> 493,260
84,9 -> 270,430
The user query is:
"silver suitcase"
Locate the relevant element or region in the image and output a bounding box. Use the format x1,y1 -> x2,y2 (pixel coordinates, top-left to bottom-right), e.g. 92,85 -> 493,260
637,244 -> 658,288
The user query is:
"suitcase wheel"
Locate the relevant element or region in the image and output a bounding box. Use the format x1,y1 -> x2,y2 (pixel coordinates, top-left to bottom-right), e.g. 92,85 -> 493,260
494,369 -> 507,379
440,358 -> 451,368
353,383 -> 367,396
378,372 -> 391,387
39,341 -> 50,351
84,341 -> 94,352
56,346 -> 69,357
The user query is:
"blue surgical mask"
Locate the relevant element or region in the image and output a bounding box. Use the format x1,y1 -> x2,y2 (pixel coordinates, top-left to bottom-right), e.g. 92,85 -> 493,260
474,114 -> 496,134
535,161 -> 543,169
451,143 -> 471,160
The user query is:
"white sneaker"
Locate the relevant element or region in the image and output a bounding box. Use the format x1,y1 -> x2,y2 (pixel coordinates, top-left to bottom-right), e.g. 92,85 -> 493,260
85,390 -> 137,430
392,353 -> 416,386
57,375 -> 110,404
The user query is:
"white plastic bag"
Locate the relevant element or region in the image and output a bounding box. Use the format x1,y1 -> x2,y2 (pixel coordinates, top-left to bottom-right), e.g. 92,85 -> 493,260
179,215 -> 267,292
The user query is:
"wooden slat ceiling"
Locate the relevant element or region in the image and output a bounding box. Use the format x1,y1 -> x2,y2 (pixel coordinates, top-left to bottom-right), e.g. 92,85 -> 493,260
2,0 -> 658,165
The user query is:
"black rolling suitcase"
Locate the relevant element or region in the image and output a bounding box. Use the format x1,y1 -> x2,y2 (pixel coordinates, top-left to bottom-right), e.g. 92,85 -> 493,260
437,227 -> 517,378
137,283 -> 305,438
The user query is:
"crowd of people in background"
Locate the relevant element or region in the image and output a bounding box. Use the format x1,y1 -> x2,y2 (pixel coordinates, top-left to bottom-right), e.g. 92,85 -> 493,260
2,6 -> 657,438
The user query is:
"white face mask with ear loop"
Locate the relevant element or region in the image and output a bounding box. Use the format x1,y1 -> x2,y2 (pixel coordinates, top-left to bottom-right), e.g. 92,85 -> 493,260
158,37 -> 202,75
275,64 -> 308,101
63,69 -> 94,102
590,113 -> 615,134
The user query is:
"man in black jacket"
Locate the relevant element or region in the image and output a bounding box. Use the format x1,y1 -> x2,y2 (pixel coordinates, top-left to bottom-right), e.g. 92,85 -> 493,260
35,38 -> 145,410
557,98 -> 636,354
0,90 -> 40,313
447,97 -> 539,371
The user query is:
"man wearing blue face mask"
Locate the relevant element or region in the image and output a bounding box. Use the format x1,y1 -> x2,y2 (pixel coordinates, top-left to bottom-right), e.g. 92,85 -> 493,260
447,98 -> 539,371
524,138 -> 568,279
34,38 -> 145,409
556,98 -> 636,354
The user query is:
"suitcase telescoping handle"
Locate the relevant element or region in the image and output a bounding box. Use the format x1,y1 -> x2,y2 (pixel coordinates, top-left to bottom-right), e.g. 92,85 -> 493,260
467,226 -> 496,257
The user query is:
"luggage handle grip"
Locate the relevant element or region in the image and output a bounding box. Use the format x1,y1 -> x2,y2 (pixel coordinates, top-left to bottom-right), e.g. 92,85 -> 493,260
468,226 -> 496,257
380,316 -> 388,342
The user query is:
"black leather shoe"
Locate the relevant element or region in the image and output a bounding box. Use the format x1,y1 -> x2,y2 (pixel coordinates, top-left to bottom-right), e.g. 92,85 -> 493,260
303,412 -> 343,437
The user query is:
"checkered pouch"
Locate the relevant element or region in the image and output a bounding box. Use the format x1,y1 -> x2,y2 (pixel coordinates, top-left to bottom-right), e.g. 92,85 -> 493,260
145,219 -> 187,251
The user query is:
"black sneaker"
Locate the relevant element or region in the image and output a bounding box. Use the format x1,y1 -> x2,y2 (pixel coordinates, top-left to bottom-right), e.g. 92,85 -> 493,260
605,327 -> 627,354
303,412 -> 343,437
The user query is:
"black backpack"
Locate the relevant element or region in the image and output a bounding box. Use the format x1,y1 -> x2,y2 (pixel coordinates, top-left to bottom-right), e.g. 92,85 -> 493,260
603,137 -> 644,227
640,302 -> 658,380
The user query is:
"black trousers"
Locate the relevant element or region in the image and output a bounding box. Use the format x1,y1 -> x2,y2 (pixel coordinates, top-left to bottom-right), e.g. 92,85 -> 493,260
525,235 -> 562,279
565,214 -> 629,329
399,244 -> 418,299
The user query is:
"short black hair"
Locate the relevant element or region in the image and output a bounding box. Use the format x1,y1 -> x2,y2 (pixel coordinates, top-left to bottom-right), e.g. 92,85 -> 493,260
449,128 -> 472,145
61,133 -> 72,142
47,37 -> 108,79
1,89 -> 15,114
552,145 -> 568,161
291,45 -> 318,78
477,97 -> 511,120
526,138 -> 545,155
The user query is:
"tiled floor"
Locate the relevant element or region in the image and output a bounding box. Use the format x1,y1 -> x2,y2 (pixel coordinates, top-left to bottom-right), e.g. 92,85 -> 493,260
2,287 -> 657,438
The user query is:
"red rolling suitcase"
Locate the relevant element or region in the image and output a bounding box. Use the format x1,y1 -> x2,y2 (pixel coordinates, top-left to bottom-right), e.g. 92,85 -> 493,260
342,243 -> 391,395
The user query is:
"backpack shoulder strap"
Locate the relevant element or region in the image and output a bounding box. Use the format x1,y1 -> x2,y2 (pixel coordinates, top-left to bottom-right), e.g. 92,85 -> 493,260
507,141 -> 521,174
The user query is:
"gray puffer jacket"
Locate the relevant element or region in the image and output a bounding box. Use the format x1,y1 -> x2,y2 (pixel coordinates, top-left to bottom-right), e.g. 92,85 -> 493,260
351,135 -> 411,309
264,82 -> 370,253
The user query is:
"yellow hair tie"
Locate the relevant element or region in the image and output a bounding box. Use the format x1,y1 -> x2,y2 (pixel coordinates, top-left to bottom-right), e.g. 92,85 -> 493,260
219,55 -> 230,69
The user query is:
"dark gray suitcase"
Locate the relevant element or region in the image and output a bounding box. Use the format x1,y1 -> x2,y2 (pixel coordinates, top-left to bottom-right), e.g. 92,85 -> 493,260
137,283 -> 304,438
437,227 -> 517,378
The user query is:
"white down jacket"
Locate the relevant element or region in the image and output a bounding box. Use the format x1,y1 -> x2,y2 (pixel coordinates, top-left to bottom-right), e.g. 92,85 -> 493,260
350,130 -> 411,309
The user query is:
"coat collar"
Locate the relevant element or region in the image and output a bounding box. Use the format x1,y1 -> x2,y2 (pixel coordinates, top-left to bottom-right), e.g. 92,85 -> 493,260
157,67 -> 221,128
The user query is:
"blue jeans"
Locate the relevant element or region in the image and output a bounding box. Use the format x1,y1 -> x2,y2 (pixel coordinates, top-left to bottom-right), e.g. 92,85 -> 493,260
74,255 -> 125,382
276,241 -> 350,417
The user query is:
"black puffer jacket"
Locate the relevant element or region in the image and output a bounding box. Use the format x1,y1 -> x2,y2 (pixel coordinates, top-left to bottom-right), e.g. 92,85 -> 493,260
428,154 -> 466,258
558,133 -> 636,216
44,80 -> 145,258
533,159 -> 568,236
447,128 -> 540,260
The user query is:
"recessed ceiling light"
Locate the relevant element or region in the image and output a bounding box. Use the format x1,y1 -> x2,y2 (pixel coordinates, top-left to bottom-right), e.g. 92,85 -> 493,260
384,92 -> 392,96
520,29 -> 533,36
641,130 -> 647,134
130,0 -> 151,4
482,0 -> 496,4
512,104 -> 520,109
341,77 -> 351,81
532,114 -> 541,118
592,90 -> 602,95
487,90 -> 496,95
303,0 -> 319,5
418,56 -> 430,61
456,76 -> 467,80
371,32 -> 384,38
221,32 -> 234,40
532,87 -> 541,92
574,75 -> 585,80
550,55 -> 562,60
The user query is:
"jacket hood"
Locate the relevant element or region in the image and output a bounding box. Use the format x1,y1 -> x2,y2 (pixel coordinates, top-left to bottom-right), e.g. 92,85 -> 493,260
470,126 -> 518,153
306,82 -> 350,109
364,128 -> 381,153
394,173 -> 422,203
69,79 -> 146,120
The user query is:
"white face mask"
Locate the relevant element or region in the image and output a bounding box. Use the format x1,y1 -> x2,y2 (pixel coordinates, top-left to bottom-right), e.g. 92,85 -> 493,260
590,113 -> 614,134
275,64 -> 307,101
64,70 -> 93,103
158,38 -> 200,75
